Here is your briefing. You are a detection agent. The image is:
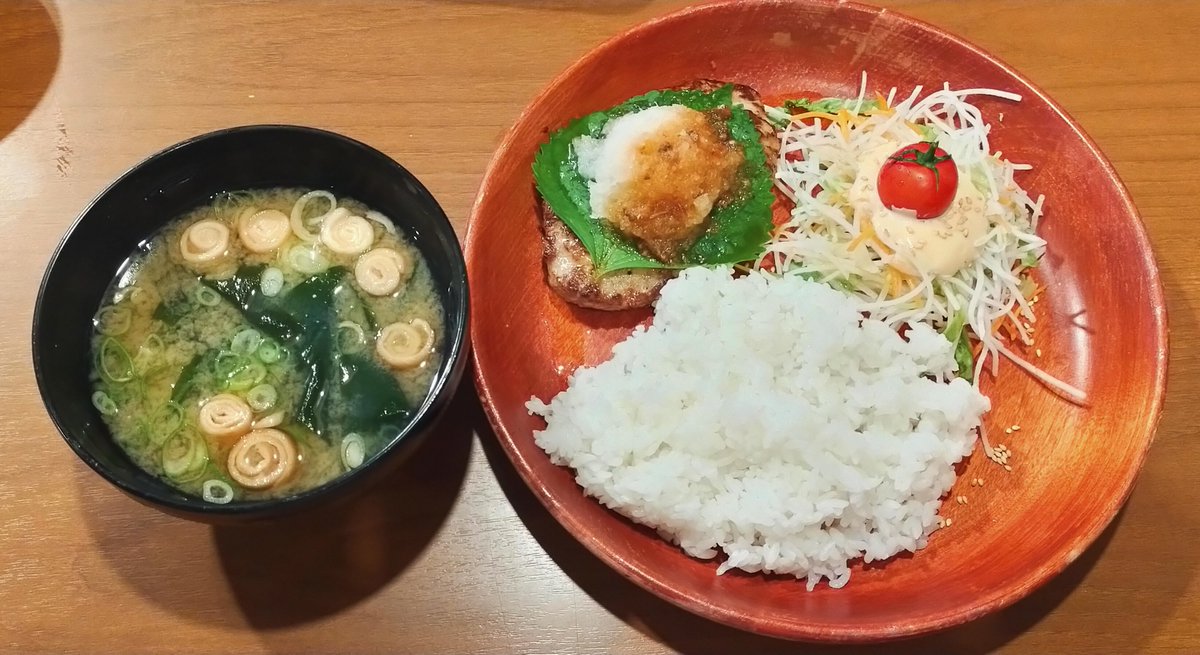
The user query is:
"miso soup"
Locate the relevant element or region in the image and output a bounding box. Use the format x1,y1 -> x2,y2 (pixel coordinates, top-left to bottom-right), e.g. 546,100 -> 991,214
89,188 -> 444,503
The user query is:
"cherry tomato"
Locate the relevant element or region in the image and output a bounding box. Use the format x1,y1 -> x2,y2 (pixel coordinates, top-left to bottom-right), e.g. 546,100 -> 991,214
876,141 -> 958,219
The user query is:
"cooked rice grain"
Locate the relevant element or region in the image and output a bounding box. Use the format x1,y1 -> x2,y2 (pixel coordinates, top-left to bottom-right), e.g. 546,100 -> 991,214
527,267 -> 989,590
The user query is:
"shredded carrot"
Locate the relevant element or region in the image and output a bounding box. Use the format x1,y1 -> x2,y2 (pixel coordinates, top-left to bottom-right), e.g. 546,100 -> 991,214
847,221 -> 875,251
791,111 -> 839,123
991,314 -> 1014,339
866,92 -> 895,117
835,109 -> 852,140
880,265 -> 915,299
991,310 -> 1027,342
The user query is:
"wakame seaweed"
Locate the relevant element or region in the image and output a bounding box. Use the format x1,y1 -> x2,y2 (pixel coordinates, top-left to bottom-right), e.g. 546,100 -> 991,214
152,294 -> 189,326
170,349 -> 215,404
205,266 -> 410,439
531,84 -> 775,274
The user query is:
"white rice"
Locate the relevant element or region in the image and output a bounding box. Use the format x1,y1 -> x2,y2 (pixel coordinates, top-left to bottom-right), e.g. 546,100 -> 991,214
527,267 -> 989,590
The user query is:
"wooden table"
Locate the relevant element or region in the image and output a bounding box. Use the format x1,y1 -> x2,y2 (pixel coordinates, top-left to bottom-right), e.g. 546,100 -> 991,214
1,1 -> 1196,653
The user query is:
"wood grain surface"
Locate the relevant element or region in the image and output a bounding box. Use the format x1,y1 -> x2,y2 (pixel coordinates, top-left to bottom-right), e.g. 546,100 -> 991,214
0,1 -> 1196,653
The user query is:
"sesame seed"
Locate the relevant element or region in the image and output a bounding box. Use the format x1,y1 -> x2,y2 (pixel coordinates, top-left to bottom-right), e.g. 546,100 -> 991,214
1004,465 -> 1013,472
1011,425 -> 1021,432
1004,427 -> 1013,434
1036,348 -> 1043,358
945,518 -> 953,526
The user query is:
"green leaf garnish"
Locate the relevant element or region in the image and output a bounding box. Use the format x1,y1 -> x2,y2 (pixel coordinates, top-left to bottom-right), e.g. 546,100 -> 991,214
953,336 -> 975,383
782,97 -> 881,115
532,84 -> 775,275
942,308 -> 974,382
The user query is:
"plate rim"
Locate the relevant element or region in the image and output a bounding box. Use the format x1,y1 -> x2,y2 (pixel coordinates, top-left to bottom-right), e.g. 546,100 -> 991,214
465,0 -> 1169,642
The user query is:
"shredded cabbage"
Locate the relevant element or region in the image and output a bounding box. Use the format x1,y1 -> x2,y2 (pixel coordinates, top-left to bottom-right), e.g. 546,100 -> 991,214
763,78 -> 1054,391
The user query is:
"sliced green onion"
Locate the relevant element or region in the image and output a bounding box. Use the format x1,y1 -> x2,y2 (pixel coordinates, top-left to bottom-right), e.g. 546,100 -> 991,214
140,334 -> 165,357
287,243 -> 330,275
341,433 -> 366,470
134,334 -> 166,375
161,431 -> 209,483
149,402 -> 184,445
202,479 -> 234,504
118,420 -> 152,450
91,390 -> 118,416
230,328 -> 263,356
256,340 -> 283,363
246,384 -> 277,411
260,267 -> 285,297
94,305 -> 131,336
225,361 -> 267,391
214,350 -> 246,378
364,210 -> 398,236
254,409 -> 285,429
337,320 -> 366,351
98,337 -> 135,383
195,286 -> 221,307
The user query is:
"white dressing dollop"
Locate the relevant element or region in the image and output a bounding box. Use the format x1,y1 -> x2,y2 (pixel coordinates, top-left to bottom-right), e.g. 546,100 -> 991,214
848,141 -> 988,277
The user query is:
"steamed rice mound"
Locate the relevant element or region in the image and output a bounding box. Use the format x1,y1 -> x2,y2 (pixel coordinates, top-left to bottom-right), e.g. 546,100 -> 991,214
527,267 -> 989,590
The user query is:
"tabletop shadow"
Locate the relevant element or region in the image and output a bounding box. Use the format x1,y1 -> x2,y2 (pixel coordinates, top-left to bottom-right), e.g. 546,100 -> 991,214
80,383 -> 475,630
0,0 -> 60,140
475,414 -> 1132,654
214,385 -> 477,629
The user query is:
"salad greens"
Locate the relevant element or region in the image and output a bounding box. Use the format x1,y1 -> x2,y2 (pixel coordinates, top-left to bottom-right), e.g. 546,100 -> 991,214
942,309 -> 975,383
532,84 -> 775,275
782,97 -> 882,115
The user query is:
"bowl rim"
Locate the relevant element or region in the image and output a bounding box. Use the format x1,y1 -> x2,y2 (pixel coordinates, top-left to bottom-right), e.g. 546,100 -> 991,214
33,123 -> 470,517
466,0 -> 1169,642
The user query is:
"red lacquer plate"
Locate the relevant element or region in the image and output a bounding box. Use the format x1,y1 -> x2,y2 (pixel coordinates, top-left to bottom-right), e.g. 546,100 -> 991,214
466,0 -> 1167,643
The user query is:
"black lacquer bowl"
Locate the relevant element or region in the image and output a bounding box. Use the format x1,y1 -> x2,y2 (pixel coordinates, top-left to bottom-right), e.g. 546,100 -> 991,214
33,125 -> 469,522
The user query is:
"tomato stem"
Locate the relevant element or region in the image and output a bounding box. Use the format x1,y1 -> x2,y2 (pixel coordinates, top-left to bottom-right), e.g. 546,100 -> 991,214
889,141 -> 954,190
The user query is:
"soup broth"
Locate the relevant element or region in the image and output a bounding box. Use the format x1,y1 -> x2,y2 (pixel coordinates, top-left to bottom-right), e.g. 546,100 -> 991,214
90,188 -> 444,503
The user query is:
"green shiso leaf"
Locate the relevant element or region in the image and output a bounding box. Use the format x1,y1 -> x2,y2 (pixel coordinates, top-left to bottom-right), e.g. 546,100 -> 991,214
532,84 -> 775,275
